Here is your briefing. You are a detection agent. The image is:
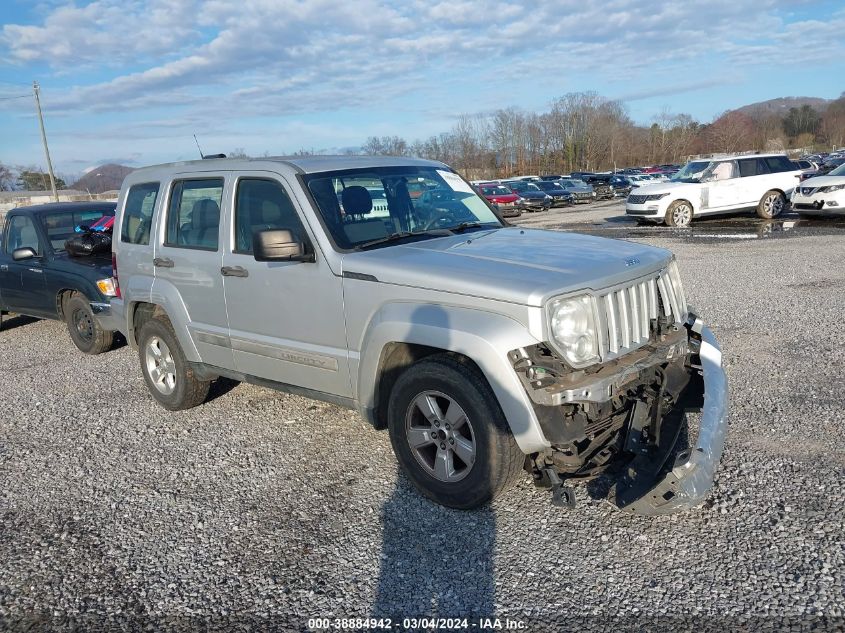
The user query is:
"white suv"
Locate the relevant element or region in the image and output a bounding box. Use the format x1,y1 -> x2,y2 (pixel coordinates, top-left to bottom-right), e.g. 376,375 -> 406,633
625,153 -> 802,227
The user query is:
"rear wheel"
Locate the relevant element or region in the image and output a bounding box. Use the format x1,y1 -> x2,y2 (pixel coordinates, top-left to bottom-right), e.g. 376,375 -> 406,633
137,316 -> 210,410
65,293 -> 113,354
757,190 -> 785,219
387,354 -> 525,509
665,200 -> 693,227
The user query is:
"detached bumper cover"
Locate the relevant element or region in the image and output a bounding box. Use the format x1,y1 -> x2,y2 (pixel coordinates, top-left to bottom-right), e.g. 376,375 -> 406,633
619,324 -> 728,514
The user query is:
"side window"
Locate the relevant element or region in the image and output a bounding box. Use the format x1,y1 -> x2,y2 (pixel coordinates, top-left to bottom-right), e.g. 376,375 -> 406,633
234,179 -> 305,254
121,182 -> 159,245
765,156 -> 794,173
165,178 -> 223,250
5,215 -> 41,255
737,159 -> 759,178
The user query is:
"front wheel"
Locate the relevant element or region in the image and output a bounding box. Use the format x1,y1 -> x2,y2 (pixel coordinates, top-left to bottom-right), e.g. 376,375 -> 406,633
757,190 -> 786,219
65,293 -> 113,354
137,316 -> 210,410
665,200 -> 693,227
387,354 -> 525,509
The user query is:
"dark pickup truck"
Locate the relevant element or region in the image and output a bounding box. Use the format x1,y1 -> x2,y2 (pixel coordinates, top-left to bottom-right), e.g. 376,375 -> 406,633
0,201 -> 118,354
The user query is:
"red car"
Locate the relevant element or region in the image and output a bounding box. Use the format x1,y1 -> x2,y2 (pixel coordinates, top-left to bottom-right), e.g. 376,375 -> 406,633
475,183 -> 522,218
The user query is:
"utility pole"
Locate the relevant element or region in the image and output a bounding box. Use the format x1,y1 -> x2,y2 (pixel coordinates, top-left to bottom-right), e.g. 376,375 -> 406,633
33,81 -> 58,202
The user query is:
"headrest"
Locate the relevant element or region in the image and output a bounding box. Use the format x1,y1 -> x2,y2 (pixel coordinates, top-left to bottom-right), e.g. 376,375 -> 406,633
260,200 -> 281,224
341,186 -> 373,215
191,199 -> 220,228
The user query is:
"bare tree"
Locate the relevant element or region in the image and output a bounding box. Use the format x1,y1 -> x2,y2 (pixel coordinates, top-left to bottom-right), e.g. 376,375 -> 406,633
0,162 -> 14,191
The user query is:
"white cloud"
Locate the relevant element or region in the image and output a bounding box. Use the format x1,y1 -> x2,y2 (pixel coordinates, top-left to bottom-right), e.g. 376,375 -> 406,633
1,0 -> 843,169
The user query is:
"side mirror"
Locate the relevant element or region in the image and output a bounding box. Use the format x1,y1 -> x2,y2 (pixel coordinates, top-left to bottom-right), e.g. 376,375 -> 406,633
12,247 -> 37,261
253,229 -> 315,263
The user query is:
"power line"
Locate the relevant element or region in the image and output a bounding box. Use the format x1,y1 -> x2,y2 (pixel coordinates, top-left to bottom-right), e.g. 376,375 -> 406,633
0,94 -> 30,101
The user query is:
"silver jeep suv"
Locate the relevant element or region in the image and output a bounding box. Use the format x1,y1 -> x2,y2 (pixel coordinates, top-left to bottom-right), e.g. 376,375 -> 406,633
109,156 -> 728,514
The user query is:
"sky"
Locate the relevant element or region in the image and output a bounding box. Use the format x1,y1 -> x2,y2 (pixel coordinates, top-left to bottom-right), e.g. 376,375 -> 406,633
1,0 -> 844,178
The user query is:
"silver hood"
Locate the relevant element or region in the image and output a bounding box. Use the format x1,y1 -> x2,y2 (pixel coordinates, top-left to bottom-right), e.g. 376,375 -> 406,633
341,227 -> 672,307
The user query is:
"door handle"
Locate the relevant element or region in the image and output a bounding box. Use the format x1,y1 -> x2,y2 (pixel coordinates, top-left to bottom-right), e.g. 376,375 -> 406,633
153,257 -> 174,268
28,268 -> 43,273
221,266 -> 249,278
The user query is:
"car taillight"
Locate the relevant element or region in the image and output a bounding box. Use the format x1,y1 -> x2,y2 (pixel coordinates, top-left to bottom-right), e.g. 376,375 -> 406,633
112,252 -> 121,299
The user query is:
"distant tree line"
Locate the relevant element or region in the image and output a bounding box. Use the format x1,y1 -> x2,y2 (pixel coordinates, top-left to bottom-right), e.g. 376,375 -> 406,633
358,92 -> 845,179
4,93 -> 843,190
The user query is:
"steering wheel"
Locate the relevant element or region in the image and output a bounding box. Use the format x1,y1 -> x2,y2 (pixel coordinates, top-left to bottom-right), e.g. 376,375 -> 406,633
424,209 -> 457,230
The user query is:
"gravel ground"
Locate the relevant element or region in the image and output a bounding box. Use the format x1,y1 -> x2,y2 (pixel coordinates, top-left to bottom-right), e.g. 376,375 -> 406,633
1,200 -> 844,632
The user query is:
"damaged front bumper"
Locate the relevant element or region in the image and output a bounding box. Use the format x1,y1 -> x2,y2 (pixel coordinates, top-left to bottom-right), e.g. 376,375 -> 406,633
616,321 -> 728,514
519,316 -> 728,514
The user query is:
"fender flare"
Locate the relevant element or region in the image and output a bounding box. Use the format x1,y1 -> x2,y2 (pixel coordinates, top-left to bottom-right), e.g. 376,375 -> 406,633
355,302 -> 550,454
125,277 -> 200,361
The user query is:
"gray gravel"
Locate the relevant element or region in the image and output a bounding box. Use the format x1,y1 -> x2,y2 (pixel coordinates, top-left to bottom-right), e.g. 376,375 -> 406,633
1,201 -> 844,631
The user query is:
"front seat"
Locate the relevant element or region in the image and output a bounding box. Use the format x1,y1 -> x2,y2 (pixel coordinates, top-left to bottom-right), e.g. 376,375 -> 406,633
183,199 -> 220,248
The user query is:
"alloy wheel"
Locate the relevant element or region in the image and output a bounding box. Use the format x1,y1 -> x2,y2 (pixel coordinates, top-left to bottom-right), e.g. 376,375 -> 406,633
405,390 -> 476,483
763,193 -> 783,218
673,203 -> 692,227
145,336 -> 177,395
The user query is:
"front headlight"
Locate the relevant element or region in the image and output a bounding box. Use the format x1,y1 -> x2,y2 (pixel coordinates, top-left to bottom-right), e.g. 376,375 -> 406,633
821,184 -> 845,192
646,193 -> 670,201
547,294 -> 600,367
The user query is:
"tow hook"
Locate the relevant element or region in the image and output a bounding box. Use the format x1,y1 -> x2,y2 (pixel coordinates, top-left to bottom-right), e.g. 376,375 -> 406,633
541,467 -> 576,508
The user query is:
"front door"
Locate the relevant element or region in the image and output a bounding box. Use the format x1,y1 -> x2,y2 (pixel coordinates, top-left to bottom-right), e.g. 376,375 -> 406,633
220,174 -> 351,397
153,175 -> 234,370
703,160 -> 740,211
0,214 -> 50,315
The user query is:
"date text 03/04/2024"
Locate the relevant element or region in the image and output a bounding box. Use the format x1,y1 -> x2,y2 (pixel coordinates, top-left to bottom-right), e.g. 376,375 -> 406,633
307,617 -> 527,630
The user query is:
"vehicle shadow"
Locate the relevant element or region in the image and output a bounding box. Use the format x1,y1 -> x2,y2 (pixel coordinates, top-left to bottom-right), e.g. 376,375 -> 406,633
372,302 -> 497,622
0,314 -> 40,331
205,377 -> 240,403
371,472 -> 496,622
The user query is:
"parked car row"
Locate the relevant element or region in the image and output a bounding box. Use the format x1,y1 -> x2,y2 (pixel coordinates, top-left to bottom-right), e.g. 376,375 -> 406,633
0,155 -> 729,515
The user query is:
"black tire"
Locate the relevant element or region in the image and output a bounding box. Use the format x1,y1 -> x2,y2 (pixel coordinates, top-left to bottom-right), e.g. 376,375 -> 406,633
387,354 -> 525,509
65,293 -> 113,355
757,190 -> 786,219
137,316 -> 210,411
665,200 -> 693,227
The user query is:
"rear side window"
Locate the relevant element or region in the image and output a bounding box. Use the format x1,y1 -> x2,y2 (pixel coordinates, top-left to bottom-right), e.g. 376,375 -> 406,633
765,156 -> 795,173
234,179 -> 305,254
121,182 -> 159,245
737,159 -> 762,178
165,179 -> 223,250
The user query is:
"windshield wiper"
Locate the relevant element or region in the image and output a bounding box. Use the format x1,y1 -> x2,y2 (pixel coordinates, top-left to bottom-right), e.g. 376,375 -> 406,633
355,229 -> 451,250
447,221 -> 484,233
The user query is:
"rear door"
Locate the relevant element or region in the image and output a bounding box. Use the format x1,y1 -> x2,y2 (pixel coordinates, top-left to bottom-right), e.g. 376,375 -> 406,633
0,214 -> 50,315
153,175 -> 234,370
220,173 -> 351,396
116,181 -> 161,297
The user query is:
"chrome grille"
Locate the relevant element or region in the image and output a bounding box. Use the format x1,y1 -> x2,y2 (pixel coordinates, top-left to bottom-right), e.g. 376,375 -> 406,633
599,266 -> 687,359
627,194 -> 648,204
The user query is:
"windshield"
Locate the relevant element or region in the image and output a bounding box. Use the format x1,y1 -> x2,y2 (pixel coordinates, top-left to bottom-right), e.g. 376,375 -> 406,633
535,182 -> 559,191
481,185 -> 513,196
829,163 -> 845,176
671,160 -> 711,182
305,166 -> 502,249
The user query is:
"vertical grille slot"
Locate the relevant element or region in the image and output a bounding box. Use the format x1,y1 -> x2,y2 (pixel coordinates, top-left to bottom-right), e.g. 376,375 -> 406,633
598,268 -> 687,361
